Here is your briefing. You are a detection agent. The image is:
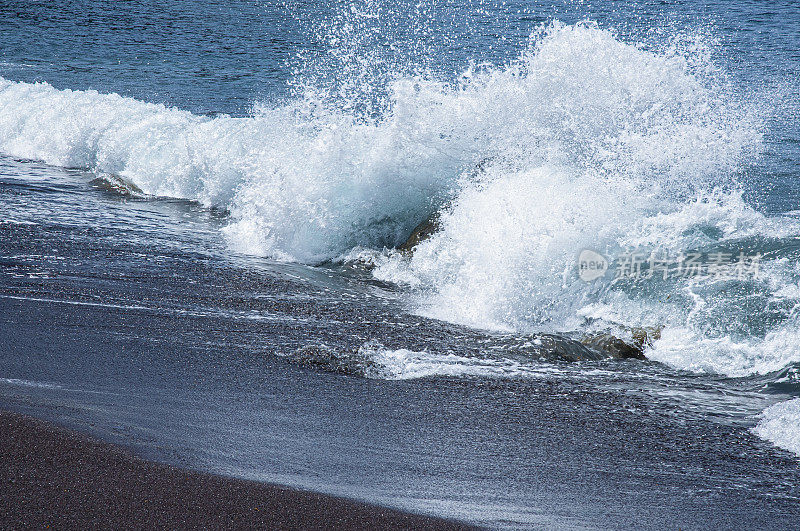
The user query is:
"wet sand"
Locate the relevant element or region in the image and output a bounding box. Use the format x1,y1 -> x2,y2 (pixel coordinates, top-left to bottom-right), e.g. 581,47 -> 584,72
0,410 -> 474,529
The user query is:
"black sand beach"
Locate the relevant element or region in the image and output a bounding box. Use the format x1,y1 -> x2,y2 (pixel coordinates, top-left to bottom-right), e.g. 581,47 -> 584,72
0,411 -> 474,529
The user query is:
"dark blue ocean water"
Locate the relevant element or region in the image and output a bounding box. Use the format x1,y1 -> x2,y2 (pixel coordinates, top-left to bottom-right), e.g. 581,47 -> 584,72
2,1 -> 800,528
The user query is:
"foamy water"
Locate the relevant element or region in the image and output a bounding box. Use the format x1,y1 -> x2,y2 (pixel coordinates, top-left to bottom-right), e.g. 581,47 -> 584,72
753,399 -> 800,457
363,345 -> 555,380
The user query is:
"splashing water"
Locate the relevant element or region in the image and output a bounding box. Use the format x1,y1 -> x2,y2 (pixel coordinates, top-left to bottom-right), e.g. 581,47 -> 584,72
1,21 -> 799,380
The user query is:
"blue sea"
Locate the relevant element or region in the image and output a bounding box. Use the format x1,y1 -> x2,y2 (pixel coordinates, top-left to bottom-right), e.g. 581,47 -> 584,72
2,0 -> 800,528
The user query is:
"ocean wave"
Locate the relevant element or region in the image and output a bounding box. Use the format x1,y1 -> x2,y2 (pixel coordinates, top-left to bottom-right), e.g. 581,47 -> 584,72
369,25 -> 800,379
0,22 -> 761,262
1,22 -> 798,378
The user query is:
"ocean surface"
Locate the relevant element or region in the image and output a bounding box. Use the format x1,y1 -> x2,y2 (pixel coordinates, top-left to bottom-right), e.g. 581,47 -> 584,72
2,0 -> 800,528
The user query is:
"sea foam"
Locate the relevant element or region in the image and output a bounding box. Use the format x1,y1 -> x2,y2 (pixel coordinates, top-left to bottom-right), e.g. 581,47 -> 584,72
753,399 -> 800,458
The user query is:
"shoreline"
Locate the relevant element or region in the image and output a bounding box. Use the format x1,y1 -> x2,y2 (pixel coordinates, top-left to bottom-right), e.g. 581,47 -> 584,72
0,410 -> 475,529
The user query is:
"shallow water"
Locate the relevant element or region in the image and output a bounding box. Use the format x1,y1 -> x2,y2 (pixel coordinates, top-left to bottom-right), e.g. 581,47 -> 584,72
2,0 -> 800,528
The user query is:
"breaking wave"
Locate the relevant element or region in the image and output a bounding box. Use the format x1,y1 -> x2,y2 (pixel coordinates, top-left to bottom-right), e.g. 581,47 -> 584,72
1,21 -> 799,381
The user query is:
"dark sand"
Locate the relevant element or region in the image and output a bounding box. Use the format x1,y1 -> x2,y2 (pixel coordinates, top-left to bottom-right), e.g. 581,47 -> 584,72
0,411 -> 475,529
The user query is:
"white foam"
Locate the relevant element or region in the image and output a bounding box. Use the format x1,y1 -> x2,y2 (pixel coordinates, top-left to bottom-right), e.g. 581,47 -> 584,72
647,323 -> 800,377
360,343 -> 561,380
753,399 -> 800,458
0,377 -> 61,390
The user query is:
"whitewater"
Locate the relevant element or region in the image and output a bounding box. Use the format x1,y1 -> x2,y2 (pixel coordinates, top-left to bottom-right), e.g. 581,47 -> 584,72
2,21 -> 800,458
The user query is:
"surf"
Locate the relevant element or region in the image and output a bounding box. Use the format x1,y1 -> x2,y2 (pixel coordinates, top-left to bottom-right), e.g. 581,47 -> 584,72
1,21 -> 799,387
